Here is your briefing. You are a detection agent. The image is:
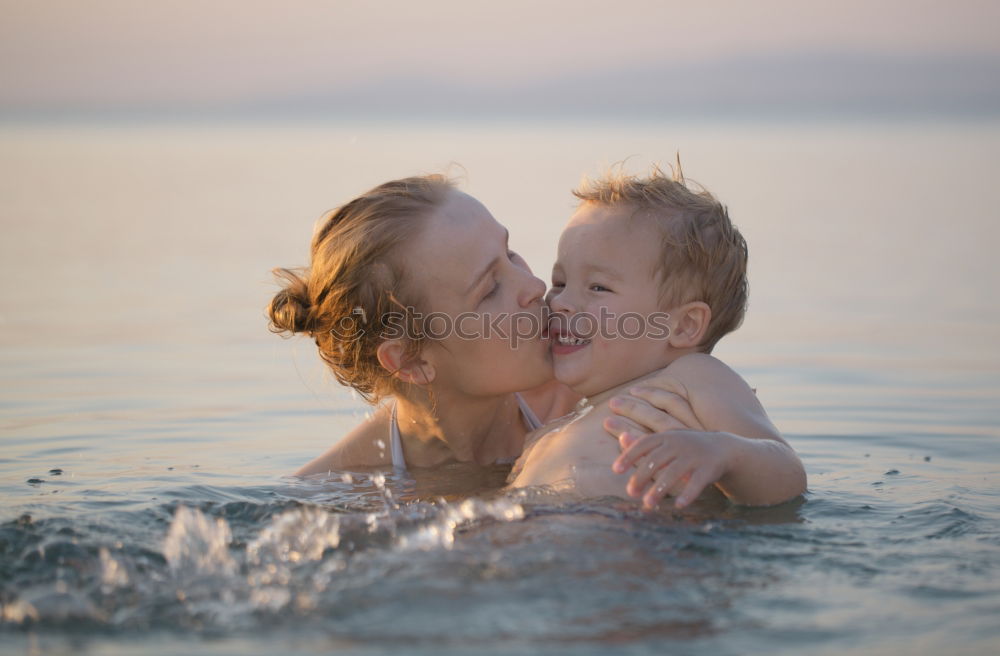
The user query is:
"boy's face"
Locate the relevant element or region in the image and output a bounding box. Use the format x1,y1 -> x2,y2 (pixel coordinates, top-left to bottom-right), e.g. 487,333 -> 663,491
548,203 -> 676,397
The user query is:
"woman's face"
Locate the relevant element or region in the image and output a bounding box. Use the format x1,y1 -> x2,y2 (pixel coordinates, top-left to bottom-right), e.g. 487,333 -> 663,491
402,190 -> 552,397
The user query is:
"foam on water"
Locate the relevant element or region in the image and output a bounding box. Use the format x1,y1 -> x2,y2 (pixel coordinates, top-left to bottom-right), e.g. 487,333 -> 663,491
1,449 -> 999,655
0,475 -> 535,637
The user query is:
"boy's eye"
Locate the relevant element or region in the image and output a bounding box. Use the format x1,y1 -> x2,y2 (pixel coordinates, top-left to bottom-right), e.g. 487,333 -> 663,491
589,284 -> 611,292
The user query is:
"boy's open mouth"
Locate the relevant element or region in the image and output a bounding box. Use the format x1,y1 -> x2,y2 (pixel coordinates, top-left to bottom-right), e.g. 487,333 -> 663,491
548,316 -> 591,355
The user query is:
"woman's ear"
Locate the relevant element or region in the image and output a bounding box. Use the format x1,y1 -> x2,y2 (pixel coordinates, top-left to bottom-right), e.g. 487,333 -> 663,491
376,340 -> 436,385
667,301 -> 711,349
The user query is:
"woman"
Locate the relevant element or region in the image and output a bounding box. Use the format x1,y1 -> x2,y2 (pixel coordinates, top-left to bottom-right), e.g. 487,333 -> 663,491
269,174 -> 686,476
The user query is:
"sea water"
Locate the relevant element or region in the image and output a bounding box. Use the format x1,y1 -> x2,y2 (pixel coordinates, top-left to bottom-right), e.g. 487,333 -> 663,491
1,118 -> 999,655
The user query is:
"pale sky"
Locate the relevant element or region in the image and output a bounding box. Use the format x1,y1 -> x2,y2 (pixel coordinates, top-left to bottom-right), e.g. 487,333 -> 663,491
1,0 -> 998,115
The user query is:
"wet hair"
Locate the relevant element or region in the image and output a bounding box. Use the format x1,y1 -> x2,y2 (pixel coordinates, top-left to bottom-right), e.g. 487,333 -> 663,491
268,175 -> 455,402
573,164 -> 748,353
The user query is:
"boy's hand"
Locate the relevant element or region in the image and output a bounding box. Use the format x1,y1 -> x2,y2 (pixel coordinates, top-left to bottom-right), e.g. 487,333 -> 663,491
603,386 -> 704,439
611,430 -> 734,510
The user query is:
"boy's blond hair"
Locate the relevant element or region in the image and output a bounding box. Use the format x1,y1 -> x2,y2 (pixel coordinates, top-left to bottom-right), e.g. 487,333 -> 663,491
573,164 -> 748,353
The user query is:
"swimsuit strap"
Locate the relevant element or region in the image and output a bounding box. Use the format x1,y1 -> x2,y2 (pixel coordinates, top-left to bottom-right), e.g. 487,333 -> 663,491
514,392 -> 543,431
389,394 -> 543,471
389,402 -> 407,472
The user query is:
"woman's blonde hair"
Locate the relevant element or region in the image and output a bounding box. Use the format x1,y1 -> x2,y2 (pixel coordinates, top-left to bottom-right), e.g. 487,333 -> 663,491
268,175 -> 455,402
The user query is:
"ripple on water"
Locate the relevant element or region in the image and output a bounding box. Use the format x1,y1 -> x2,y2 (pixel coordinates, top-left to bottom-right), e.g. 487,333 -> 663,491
0,460 -> 998,654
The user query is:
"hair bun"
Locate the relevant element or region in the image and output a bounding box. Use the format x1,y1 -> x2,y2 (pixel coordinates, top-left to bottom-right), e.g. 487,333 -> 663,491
268,268 -> 313,334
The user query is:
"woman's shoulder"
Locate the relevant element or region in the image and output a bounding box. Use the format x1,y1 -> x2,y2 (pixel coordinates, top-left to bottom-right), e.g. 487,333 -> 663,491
518,378 -> 582,423
293,404 -> 393,476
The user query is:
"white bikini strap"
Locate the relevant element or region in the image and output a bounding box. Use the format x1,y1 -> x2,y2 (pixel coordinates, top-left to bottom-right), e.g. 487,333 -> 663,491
391,394 -> 540,472
389,401 -> 407,471
515,392 -> 543,431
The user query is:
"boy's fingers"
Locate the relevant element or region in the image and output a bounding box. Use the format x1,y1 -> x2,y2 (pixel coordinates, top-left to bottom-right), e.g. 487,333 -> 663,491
674,468 -> 714,509
627,445 -> 677,497
628,387 -> 705,431
613,434 -> 669,474
640,459 -> 690,505
642,482 -> 672,509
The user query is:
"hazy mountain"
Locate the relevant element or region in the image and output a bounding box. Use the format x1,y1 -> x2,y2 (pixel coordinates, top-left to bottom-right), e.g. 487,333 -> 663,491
6,51 -> 1000,120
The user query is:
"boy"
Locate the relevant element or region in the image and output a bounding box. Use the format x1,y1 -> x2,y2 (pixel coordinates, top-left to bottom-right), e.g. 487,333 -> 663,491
509,167 -> 806,509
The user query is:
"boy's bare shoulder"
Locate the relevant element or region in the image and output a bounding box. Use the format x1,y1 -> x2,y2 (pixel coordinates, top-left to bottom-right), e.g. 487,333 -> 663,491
659,352 -> 742,383
651,353 -> 780,441
641,353 -> 752,400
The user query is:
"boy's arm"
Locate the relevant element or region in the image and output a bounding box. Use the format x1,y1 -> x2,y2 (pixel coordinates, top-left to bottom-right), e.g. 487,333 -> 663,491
612,354 -> 806,508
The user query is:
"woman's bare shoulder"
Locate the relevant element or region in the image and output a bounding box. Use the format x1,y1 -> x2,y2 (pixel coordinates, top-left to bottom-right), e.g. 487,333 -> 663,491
293,405 -> 392,476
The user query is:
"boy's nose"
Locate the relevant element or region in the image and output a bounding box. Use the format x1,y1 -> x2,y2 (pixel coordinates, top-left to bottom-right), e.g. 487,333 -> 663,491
548,287 -> 574,314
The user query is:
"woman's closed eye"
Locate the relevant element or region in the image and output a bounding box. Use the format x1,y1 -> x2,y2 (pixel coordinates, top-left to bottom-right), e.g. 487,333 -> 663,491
479,251 -> 521,304
481,279 -> 500,302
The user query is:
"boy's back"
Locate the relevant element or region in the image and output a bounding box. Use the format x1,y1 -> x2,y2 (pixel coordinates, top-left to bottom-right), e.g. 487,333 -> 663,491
510,394 -> 627,498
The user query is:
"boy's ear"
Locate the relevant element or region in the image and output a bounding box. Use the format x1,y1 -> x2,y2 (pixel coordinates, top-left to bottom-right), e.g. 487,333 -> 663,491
376,340 -> 435,385
667,301 -> 711,349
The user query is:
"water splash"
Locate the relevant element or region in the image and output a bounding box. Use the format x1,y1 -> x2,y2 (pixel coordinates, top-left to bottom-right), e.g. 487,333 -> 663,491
162,505 -> 235,578
244,505 -> 347,612
0,486 -> 532,632
395,498 -> 526,551
98,547 -> 129,592
1,599 -> 40,624
247,506 -> 342,566
141,493 -> 528,620
370,472 -> 398,510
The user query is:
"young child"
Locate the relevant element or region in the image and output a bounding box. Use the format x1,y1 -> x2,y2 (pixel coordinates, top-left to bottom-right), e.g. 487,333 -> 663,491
509,167 -> 806,509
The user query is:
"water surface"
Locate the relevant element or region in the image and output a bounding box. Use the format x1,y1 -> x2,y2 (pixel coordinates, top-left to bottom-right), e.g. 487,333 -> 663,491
1,118 -> 999,654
